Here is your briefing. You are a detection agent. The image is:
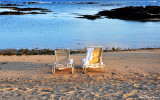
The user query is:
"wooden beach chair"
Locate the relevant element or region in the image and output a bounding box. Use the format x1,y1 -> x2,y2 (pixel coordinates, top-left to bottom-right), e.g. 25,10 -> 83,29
52,48 -> 74,74
82,46 -> 105,74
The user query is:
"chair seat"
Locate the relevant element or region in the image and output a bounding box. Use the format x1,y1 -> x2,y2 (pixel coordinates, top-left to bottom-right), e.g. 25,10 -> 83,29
86,63 -> 105,68
57,64 -> 72,70
57,64 -> 67,70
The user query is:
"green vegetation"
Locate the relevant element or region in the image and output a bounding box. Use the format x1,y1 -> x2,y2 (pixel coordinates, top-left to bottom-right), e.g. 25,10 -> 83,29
0,49 -> 54,56
0,47 -> 159,56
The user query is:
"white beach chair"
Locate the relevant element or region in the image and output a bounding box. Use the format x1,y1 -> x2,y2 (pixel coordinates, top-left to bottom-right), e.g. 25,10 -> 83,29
82,46 -> 105,74
52,48 -> 74,74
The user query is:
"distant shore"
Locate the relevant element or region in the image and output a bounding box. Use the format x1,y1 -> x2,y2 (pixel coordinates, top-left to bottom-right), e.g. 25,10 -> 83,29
0,47 -> 160,55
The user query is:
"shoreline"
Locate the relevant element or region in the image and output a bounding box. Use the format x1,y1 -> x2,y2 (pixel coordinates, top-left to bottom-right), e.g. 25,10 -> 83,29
0,47 -> 160,55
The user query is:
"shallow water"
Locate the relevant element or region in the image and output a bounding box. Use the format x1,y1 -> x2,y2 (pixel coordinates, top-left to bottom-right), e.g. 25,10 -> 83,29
0,0 -> 160,49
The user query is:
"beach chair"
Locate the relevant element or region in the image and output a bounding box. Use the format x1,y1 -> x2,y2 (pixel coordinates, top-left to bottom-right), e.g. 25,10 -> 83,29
82,46 -> 105,74
52,49 -> 74,74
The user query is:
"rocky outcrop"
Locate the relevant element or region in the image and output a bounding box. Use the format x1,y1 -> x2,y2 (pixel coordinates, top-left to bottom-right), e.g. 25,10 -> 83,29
0,7 -> 51,15
77,6 -> 160,21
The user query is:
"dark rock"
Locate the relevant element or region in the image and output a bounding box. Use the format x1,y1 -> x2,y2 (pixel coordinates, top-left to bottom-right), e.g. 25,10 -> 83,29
0,7 -> 51,15
77,15 -> 101,20
100,4 -> 115,6
97,6 -> 160,21
28,12 -> 46,14
0,4 -> 23,6
23,1 -> 42,4
41,10 -> 52,12
75,2 -> 99,4
0,7 -> 50,12
23,1 -> 54,4
0,11 -> 46,15
86,2 -> 99,4
77,6 -> 160,21
13,7 -> 49,11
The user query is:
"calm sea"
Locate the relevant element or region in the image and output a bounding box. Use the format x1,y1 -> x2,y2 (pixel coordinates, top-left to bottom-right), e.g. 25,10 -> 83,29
0,0 -> 160,50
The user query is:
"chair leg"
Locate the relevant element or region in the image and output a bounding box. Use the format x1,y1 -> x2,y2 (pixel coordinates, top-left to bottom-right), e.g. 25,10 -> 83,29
84,67 -> 87,74
52,66 -> 55,74
72,67 -> 74,74
103,66 -> 106,72
101,67 -> 103,72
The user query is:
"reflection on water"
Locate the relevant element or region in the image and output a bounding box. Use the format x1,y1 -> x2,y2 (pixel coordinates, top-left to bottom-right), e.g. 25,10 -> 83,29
0,0 -> 160,49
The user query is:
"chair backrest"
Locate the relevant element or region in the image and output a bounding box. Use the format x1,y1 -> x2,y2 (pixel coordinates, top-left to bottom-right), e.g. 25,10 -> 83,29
88,46 -> 103,64
55,49 -> 70,65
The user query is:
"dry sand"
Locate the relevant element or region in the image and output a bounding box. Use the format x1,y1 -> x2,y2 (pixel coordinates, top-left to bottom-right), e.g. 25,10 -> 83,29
0,49 -> 160,99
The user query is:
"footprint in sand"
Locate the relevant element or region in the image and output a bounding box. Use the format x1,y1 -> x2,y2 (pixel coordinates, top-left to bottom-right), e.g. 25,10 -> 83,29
0,87 -> 18,92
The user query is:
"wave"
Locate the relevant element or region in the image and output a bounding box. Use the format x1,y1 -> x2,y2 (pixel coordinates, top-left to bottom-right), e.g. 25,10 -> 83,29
148,1 -> 157,3
24,1 -> 53,4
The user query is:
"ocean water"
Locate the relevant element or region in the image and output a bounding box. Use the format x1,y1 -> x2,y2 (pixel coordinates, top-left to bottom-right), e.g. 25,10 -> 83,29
0,0 -> 160,50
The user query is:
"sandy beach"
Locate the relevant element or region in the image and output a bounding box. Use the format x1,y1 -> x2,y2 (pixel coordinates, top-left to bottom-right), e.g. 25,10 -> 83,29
0,49 -> 160,99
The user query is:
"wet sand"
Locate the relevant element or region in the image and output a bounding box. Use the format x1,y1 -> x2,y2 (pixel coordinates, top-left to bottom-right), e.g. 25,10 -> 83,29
0,49 -> 160,99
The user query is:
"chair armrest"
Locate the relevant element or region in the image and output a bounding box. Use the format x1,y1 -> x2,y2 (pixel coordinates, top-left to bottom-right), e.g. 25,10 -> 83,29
100,61 -> 103,65
81,58 -> 85,63
69,59 -> 74,64
100,61 -> 105,67
54,62 -> 57,67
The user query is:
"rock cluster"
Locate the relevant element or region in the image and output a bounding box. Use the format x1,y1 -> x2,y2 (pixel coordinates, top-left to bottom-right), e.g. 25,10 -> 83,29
78,6 -> 160,21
